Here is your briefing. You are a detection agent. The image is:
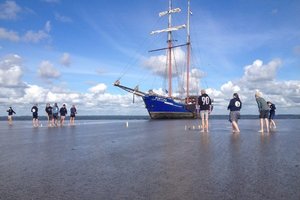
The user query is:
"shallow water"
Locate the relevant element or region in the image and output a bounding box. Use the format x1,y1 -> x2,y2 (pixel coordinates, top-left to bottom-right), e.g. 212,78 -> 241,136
0,119 -> 300,200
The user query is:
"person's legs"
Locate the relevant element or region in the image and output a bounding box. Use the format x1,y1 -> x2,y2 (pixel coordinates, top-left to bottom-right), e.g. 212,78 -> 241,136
205,112 -> 209,132
259,118 -> 264,132
200,112 -> 205,132
60,116 -> 65,126
201,111 -> 209,132
271,119 -> 276,128
8,116 -> 12,125
265,118 -> 269,132
232,121 -> 240,132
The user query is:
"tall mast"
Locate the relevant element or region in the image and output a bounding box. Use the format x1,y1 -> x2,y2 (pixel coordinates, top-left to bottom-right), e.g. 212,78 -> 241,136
150,0 -> 186,97
186,0 -> 191,100
167,0 -> 173,97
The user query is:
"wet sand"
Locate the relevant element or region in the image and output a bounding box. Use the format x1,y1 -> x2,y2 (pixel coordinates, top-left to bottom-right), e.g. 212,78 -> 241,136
0,119 -> 300,200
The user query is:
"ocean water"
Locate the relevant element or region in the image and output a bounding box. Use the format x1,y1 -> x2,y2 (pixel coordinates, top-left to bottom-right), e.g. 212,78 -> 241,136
1,118 -> 300,199
0,114 -> 299,121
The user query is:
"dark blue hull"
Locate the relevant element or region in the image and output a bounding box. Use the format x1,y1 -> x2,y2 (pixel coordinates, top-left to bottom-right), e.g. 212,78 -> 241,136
142,95 -> 196,119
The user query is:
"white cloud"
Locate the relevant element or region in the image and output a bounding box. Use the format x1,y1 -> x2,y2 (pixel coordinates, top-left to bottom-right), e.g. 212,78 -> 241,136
44,20 -> 51,33
0,0 -> 21,20
0,21 -> 51,43
23,21 -> 51,43
88,83 -> 107,94
54,12 -> 72,23
0,54 -> 23,86
0,27 -> 20,42
38,60 -> 60,79
242,59 -> 282,82
220,81 -> 240,94
60,52 -> 71,67
143,48 -> 186,77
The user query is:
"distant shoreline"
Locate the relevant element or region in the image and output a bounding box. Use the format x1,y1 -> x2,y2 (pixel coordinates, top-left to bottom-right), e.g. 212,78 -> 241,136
0,114 -> 299,121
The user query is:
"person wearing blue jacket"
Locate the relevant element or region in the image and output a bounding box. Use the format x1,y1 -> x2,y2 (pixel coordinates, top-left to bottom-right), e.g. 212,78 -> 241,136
227,93 -> 242,133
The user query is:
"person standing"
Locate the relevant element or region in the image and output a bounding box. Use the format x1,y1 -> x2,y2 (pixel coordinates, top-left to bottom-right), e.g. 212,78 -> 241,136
52,103 -> 59,127
70,105 -> 77,126
255,92 -> 270,133
7,106 -> 16,125
198,89 -> 212,132
59,104 -> 68,126
227,93 -> 242,133
267,101 -> 277,129
31,104 -> 39,127
45,103 -> 54,127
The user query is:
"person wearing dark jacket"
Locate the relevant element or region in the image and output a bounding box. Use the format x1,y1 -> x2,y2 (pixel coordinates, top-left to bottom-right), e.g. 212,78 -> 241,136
59,104 -> 68,126
267,101 -> 277,129
45,103 -> 54,127
198,89 -> 212,132
31,104 -> 39,127
227,93 -> 242,133
7,106 -> 16,125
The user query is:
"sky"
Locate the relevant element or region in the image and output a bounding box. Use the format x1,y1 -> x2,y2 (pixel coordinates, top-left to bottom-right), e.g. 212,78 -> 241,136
0,0 -> 300,116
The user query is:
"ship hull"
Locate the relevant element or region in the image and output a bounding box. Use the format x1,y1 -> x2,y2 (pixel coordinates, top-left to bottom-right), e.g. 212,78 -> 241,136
142,95 -> 196,119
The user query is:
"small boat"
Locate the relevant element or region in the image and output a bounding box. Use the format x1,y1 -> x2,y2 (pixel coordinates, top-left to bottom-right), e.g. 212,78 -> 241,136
114,0 -> 199,119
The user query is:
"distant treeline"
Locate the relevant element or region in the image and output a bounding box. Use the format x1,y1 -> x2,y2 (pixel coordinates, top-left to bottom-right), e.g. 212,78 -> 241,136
0,115 -> 299,121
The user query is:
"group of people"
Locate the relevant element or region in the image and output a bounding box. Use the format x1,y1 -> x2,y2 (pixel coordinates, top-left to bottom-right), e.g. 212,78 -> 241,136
5,104 -> 77,127
31,103 -> 77,127
197,89 -> 276,133
6,91 -> 277,132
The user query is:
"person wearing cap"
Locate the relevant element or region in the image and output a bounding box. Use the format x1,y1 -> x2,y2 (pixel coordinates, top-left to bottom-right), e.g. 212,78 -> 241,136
227,93 -> 242,133
59,104 -> 68,126
6,106 -> 16,125
255,91 -> 270,133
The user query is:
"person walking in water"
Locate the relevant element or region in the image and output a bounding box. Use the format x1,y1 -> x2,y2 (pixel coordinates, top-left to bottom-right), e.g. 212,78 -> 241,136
267,101 -> 277,129
255,92 -> 270,133
6,106 -> 16,125
59,104 -> 68,126
198,89 -> 212,132
227,93 -> 242,133
45,103 -> 54,127
70,105 -> 77,126
52,103 -> 59,127
31,104 -> 39,127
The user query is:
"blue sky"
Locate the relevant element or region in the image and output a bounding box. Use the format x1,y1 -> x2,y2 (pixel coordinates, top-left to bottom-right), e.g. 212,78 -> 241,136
0,0 -> 300,116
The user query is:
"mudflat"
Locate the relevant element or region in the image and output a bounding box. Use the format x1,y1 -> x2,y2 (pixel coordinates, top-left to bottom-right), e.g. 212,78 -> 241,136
0,119 -> 299,200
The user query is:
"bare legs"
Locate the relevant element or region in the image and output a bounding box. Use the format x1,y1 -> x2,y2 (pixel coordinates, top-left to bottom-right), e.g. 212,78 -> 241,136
32,118 -> 39,127
70,117 -> 75,126
232,121 -> 240,133
269,119 -> 276,129
259,118 -> 269,133
8,116 -> 13,125
200,111 -> 209,132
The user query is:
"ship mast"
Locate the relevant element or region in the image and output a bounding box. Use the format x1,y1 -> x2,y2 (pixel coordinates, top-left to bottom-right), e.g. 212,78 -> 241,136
186,0 -> 191,101
167,0 -> 173,97
150,0 -> 186,98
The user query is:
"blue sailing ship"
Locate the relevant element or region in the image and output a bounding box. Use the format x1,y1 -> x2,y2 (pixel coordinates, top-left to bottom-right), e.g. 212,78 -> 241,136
114,0 -> 198,119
